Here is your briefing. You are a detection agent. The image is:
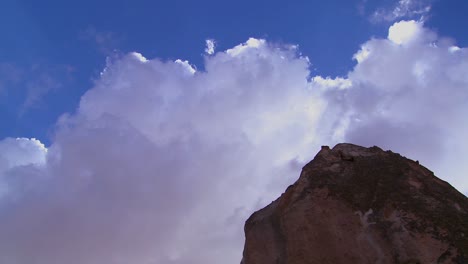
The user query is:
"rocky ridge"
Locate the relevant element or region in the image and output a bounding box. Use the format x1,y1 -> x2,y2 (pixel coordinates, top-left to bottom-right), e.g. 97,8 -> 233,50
242,143 -> 468,264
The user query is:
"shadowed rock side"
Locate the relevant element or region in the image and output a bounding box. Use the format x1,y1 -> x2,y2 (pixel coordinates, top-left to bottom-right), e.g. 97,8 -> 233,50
241,143 -> 468,264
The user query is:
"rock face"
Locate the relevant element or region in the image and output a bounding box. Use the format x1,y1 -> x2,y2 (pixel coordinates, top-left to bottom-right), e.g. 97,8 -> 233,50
242,143 -> 468,264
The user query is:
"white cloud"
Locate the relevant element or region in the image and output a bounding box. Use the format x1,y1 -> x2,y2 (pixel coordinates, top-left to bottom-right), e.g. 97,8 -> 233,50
0,39 -> 324,264
0,137 -> 47,198
372,0 -> 432,22
353,44 -> 371,63
449,46 -> 460,53
226,38 -> 266,56
322,20 -> 468,194
0,137 -> 47,170
388,20 -> 422,44
205,39 -> 216,55
0,20 -> 467,264
131,52 -> 148,63
312,76 -> 352,90
174,59 -> 196,75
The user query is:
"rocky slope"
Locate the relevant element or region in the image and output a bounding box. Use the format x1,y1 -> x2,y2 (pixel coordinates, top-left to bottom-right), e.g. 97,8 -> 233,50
241,143 -> 468,264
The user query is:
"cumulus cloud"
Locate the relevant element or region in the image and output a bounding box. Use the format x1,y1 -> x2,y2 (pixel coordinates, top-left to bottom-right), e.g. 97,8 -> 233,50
312,76 -> 352,90
320,20 -> 468,194
0,20 -> 467,264
0,137 -> 47,199
0,137 -> 47,168
0,39 -> 324,264
388,20 -> 422,44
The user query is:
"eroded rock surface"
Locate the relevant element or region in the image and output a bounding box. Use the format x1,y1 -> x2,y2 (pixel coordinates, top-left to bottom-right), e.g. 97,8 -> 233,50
242,143 -> 468,264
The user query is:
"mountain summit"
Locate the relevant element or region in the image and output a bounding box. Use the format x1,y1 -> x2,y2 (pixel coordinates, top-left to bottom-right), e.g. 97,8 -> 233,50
241,143 -> 468,264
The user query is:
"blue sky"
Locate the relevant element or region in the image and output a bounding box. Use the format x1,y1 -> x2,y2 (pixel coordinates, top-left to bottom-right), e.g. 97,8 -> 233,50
1,1 -> 468,263
3,0 -> 466,144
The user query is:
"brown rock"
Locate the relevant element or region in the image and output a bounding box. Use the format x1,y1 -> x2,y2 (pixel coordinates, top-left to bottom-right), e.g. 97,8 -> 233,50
241,143 -> 468,264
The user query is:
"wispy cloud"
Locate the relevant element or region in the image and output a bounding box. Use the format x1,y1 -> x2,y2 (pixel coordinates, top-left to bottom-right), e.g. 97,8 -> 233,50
79,26 -> 122,55
0,62 -> 74,116
205,39 -> 216,55
0,63 -> 23,95
369,0 -> 432,22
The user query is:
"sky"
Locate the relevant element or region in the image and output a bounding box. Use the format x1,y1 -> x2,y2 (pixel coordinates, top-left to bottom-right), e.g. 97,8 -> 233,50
0,0 -> 467,263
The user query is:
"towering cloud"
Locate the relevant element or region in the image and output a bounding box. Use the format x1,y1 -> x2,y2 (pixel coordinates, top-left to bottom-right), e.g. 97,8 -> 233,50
0,21 -> 466,264
0,38 -> 323,264
319,20 -> 468,194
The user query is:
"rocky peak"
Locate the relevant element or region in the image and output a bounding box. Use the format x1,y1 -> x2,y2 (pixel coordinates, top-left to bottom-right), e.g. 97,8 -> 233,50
242,143 -> 468,264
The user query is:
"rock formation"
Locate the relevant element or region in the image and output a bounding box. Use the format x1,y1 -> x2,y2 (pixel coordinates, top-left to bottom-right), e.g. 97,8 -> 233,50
242,143 -> 468,264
